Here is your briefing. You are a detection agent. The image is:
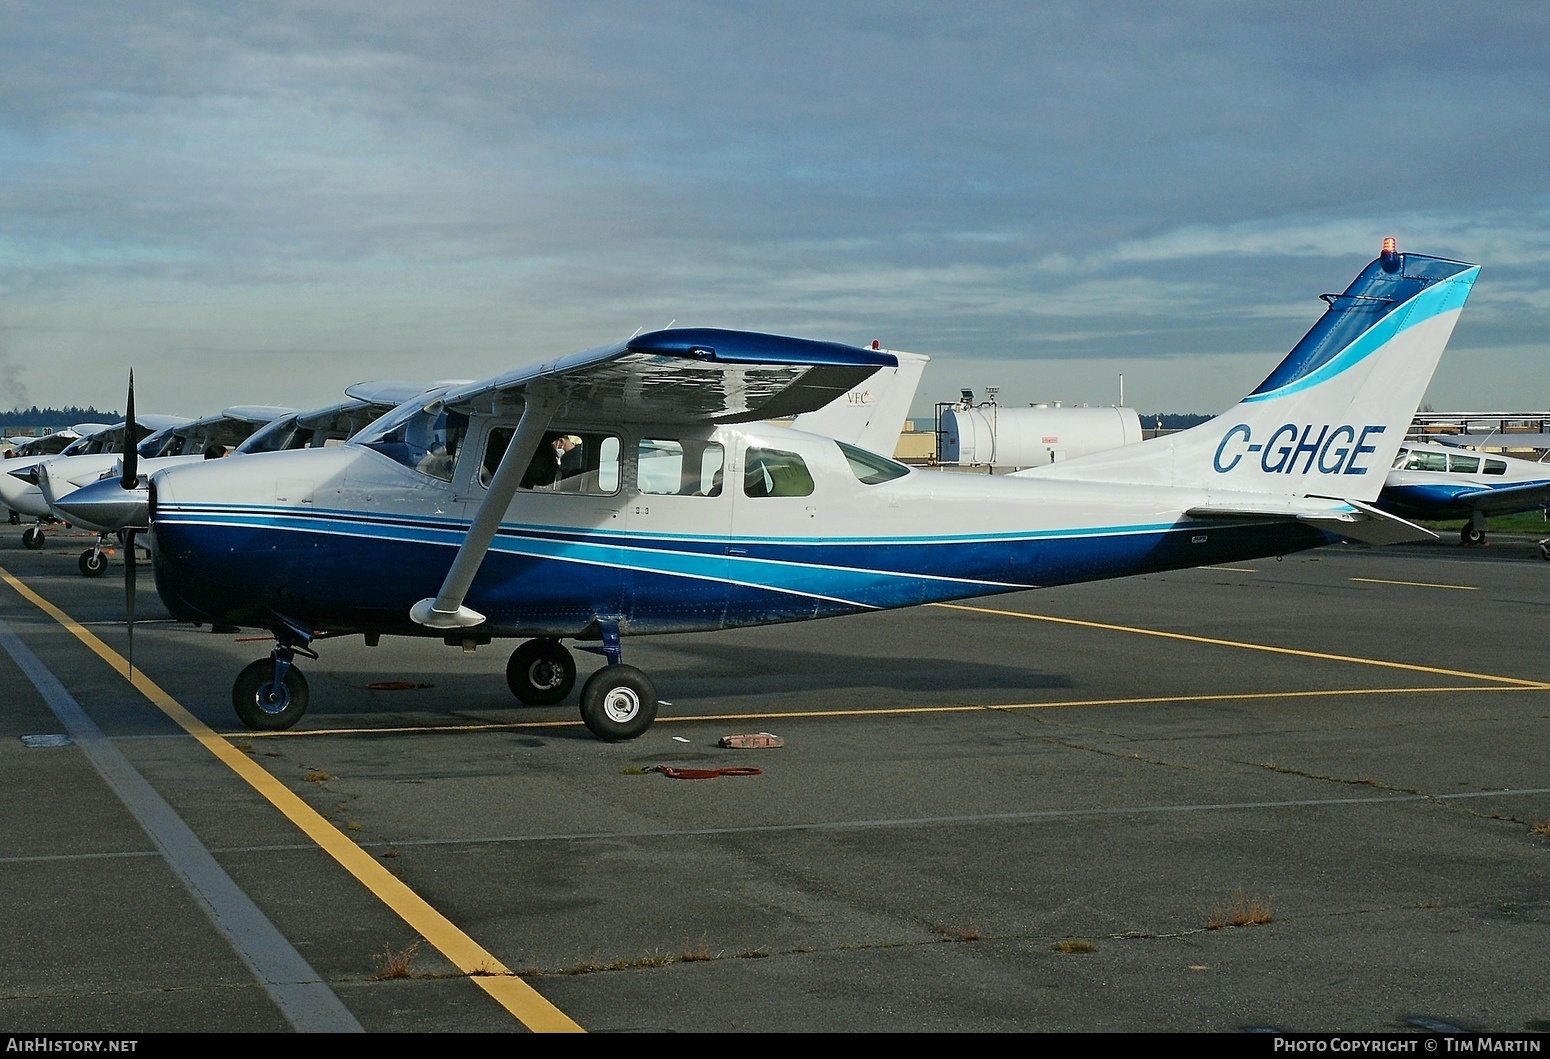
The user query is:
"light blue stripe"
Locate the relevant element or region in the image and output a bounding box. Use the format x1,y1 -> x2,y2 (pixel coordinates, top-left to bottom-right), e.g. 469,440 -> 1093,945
1243,268 -> 1478,404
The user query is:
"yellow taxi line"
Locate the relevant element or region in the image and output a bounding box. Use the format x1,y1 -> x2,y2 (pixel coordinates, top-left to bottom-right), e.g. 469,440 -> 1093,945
0,565 -> 583,1034
1350,576 -> 1476,591
930,602 -> 1550,688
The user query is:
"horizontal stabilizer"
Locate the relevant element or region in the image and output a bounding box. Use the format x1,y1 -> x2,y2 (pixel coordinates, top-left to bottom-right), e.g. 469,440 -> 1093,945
1186,495 -> 1437,546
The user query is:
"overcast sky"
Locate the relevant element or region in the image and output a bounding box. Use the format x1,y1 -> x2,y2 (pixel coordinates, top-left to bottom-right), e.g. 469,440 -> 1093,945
3,1 -> 1548,422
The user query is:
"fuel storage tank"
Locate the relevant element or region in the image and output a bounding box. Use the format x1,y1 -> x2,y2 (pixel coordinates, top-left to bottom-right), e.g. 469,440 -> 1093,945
938,403 -> 1143,467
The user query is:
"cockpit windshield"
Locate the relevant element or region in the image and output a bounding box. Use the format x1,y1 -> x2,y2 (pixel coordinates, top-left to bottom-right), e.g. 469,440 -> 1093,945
355,401 -> 468,481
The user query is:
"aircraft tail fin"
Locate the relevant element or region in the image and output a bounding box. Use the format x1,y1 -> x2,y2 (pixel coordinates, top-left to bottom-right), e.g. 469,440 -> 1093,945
792,349 -> 930,455
1027,242 -> 1479,503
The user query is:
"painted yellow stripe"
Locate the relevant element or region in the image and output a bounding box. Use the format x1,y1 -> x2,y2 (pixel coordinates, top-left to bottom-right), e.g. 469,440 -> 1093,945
1350,577 -> 1476,591
931,602 -> 1550,688
221,682 -> 1544,742
1201,566 -> 1258,573
0,565 -> 582,1034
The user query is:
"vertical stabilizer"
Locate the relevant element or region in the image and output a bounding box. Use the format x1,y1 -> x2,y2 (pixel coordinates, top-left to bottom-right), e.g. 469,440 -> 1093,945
1024,244 -> 1479,502
793,349 -> 930,455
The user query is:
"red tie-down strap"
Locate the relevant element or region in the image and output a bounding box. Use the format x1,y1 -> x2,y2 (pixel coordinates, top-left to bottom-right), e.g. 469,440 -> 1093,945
649,766 -> 764,780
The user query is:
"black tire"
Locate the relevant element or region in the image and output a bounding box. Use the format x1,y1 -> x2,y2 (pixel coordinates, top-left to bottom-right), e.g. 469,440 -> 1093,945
505,639 -> 576,705
22,526 -> 45,550
579,664 -> 658,742
232,658 -> 310,731
1461,525 -> 1485,546
1540,540 -> 1550,562
78,549 -> 107,577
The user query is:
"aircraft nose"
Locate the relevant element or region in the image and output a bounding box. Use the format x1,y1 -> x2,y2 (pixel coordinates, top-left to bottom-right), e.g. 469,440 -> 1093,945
52,477 -> 150,533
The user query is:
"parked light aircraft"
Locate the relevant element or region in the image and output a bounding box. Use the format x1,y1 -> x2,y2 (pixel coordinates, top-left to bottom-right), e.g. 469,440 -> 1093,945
5,416 -> 189,549
128,243 -> 1477,741
35,405 -> 295,576
3,426 -> 110,523
1376,439 -> 1550,549
56,383 -> 445,544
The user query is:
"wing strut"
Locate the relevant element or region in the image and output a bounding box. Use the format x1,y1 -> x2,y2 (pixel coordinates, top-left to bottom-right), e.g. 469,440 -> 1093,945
410,386 -> 560,630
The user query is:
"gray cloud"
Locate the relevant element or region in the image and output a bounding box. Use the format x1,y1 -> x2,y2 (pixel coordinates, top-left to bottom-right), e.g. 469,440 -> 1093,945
1,1 -> 1547,416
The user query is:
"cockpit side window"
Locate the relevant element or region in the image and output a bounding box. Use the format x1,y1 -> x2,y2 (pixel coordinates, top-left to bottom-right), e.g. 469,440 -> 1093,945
1447,453 -> 1481,474
512,429 -> 619,494
1401,449 -> 1449,472
743,446 -> 814,498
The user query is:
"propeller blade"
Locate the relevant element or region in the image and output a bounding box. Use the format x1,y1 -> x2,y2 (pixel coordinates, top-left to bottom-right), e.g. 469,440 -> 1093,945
125,529 -> 137,675
120,371 -> 137,490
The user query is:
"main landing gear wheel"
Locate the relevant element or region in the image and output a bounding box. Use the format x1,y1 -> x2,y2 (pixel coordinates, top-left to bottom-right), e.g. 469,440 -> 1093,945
506,638 -> 576,705
232,658 -> 311,731
78,549 -> 107,577
22,526 -> 45,550
1539,539 -> 1550,562
1461,525 -> 1486,546
579,664 -> 658,742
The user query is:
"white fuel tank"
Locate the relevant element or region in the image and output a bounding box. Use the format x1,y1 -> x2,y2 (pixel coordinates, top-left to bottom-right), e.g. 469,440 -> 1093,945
939,405 -> 1143,467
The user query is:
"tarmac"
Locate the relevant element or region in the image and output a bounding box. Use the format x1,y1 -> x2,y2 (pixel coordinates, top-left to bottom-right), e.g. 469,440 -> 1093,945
1,520 -> 1548,1034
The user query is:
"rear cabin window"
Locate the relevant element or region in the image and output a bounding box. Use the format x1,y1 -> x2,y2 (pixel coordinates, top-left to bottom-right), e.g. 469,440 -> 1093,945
1484,458 -> 1508,475
836,440 -> 909,485
743,446 -> 814,498
1447,454 -> 1481,474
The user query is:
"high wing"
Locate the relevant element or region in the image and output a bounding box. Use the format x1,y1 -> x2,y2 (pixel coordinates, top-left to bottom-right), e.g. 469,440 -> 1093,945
436,328 -> 897,424
411,327 -> 897,629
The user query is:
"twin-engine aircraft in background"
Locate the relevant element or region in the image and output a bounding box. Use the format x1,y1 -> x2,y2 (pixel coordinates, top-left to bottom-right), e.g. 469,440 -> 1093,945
121,242 -> 1476,742
1377,439 -> 1550,551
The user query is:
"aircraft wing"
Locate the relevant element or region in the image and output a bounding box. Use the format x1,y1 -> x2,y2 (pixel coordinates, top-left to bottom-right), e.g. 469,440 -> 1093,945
437,328 -> 899,424
1452,479 -> 1550,515
1186,496 -> 1437,546
221,405 -> 299,424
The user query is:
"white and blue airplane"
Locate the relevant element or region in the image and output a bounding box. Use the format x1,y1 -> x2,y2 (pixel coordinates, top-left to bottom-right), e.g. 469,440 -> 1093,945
1377,439 -> 1550,550
55,382 -> 450,543
4,415 -> 190,549
128,242 -> 1477,741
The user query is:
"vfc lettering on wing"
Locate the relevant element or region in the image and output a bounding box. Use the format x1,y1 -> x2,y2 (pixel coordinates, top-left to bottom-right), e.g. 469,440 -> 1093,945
1213,423 -> 1385,475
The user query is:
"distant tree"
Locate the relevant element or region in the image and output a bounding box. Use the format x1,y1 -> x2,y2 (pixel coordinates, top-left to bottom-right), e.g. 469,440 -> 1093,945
0,406 -> 122,431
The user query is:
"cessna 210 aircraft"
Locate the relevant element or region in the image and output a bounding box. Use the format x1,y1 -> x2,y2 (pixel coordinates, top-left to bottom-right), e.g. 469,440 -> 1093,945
132,241 -> 1477,742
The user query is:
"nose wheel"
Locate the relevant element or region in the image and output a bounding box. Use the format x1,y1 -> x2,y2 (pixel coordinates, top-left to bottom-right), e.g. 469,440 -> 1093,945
232,651 -> 312,731
78,548 -> 108,577
22,524 -> 45,549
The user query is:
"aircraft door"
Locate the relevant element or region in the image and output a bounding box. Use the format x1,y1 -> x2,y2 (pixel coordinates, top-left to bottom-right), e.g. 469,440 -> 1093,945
455,423 -> 626,632
624,435 -> 732,630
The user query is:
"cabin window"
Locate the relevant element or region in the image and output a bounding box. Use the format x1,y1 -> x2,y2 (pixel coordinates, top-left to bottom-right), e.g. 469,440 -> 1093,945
836,440 -> 909,485
638,439 -> 725,496
490,429 -> 621,494
1484,458 -> 1508,476
1447,454 -> 1481,474
743,446 -> 814,498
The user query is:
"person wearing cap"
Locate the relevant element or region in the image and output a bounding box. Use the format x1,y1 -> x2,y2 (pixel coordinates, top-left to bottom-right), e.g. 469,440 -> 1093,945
554,434 -> 585,479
